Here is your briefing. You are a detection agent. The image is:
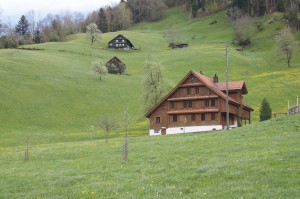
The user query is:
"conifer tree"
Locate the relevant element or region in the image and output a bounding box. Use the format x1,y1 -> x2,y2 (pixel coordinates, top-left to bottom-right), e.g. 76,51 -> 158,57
259,98 -> 272,121
97,8 -> 108,33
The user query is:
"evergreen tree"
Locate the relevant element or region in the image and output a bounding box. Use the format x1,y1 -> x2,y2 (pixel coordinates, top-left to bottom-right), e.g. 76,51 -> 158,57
259,98 -> 272,121
97,8 -> 108,33
15,15 -> 29,36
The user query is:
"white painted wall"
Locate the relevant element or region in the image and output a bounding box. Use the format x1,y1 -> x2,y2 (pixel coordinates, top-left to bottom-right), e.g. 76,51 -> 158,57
149,125 -> 223,136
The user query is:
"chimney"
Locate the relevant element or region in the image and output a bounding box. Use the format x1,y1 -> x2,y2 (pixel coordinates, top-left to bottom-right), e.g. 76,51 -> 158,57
213,74 -> 218,83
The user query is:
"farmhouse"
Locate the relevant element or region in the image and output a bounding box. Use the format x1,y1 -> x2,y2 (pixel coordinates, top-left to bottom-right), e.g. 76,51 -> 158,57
108,34 -> 134,50
105,56 -> 126,75
145,70 -> 253,136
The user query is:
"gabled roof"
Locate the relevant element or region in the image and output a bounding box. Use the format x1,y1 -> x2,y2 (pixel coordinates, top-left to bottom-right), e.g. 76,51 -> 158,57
108,34 -> 134,48
106,56 -> 124,65
145,70 -> 245,118
216,81 -> 248,94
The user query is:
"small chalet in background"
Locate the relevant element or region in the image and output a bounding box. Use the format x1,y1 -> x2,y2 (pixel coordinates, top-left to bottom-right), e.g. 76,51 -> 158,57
169,42 -> 188,49
108,34 -> 134,50
105,56 -> 126,75
145,70 -> 253,136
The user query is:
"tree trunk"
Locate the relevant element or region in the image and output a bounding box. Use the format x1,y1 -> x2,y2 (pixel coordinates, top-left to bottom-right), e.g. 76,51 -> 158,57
287,57 -> 291,67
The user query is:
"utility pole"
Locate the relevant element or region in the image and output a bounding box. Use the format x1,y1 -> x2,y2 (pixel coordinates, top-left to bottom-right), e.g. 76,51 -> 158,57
226,45 -> 229,130
297,95 -> 299,106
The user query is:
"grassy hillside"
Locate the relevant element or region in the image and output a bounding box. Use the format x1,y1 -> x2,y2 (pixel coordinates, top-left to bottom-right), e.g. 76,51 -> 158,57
0,7 -> 300,146
1,114 -> 299,198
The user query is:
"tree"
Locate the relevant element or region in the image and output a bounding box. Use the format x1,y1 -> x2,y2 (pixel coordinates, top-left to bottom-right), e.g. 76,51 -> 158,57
259,98 -> 272,121
15,15 -> 29,36
233,16 -> 255,46
97,8 -> 108,33
85,23 -> 101,45
276,27 -> 296,68
92,60 -> 108,80
143,60 -> 167,112
99,117 -> 117,143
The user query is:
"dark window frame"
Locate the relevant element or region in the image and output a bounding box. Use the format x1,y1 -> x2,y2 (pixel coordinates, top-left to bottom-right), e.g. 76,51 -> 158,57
191,114 -> 196,121
201,114 -> 205,121
173,115 -> 178,122
211,99 -> 216,107
156,117 -> 161,124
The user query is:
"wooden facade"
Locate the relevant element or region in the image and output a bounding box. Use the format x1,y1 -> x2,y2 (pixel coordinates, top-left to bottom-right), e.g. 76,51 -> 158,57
145,70 -> 253,136
108,34 -> 134,50
105,56 -> 126,75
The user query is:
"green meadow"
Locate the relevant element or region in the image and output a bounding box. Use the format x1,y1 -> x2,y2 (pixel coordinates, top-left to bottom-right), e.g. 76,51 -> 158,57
1,114 -> 299,198
0,7 -> 300,198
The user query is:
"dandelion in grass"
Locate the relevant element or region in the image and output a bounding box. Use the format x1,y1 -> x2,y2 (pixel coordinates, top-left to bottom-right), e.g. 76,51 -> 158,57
91,191 -> 95,195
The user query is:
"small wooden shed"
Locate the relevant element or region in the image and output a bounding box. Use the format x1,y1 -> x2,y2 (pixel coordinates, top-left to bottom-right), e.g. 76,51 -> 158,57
105,56 -> 126,75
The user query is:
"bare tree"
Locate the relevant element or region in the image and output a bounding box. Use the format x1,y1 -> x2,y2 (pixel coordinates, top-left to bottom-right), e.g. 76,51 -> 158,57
85,23 -> 101,45
276,27 -> 296,67
91,60 -> 108,80
99,117 -> 117,143
233,16 -> 255,46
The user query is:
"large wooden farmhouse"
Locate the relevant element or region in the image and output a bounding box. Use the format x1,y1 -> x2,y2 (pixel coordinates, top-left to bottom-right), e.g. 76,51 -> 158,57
145,70 -> 253,136
108,34 -> 134,50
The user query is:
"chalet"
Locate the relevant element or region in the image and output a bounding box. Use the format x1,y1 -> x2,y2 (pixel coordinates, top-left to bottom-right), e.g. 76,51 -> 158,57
108,34 -> 134,50
169,42 -> 189,49
105,56 -> 126,75
145,70 -> 253,136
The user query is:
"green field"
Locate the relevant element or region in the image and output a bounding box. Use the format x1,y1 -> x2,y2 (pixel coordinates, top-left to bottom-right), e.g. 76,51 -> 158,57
1,8 -> 300,198
1,114 -> 299,198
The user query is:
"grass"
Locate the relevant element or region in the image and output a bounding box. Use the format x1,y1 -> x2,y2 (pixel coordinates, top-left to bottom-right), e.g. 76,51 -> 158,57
0,114 -> 299,198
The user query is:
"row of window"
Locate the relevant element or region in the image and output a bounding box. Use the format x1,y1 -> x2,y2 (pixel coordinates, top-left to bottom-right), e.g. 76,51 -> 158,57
170,99 -> 216,109
155,113 -> 216,124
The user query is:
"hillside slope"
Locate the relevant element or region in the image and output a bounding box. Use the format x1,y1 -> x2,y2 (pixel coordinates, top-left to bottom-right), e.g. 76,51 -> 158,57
1,114 -> 299,198
0,8 -> 299,145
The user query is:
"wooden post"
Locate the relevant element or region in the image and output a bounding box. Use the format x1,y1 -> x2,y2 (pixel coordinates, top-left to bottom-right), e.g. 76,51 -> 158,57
225,45 -> 230,130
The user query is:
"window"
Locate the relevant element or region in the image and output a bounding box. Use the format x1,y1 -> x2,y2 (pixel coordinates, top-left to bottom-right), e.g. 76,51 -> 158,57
154,129 -> 160,134
205,100 -> 210,107
195,88 -> 199,94
201,114 -> 205,121
191,114 -> 196,121
187,88 -> 191,95
211,99 -> 216,107
122,39 -> 125,42
211,113 -> 216,120
184,101 -> 192,108
156,117 -> 161,124
191,76 -> 195,82
173,115 -> 178,122
170,102 -> 175,109
116,40 -> 118,42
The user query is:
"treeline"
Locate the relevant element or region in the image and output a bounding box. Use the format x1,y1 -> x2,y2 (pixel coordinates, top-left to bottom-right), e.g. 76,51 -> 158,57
186,0 -> 300,29
0,0 -> 184,48
1,0 -> 299,48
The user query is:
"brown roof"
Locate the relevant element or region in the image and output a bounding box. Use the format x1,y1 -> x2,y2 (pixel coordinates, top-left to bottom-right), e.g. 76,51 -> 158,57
167,108 -> 219,115
216,81 -> 248,94
243,103 -> 254,111
145,70 -> 251,118
168,95 -> 219,101
106,56 -> 123,65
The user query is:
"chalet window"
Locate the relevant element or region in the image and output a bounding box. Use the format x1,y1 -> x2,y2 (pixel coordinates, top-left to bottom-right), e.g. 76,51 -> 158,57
188,101 -> 192,108
184,101 -> 192,108
170,102 -> 175,109
156,117 -> 161,124
205,100 -> 210,107
211,99 -> 216,107
183,101 -> 187,108
154,129 -> 160,134
191,114 -> 196,121
191,76 -> 195,82
211,113 -> 216,120
122,39 -> 125,42
195,88 -> 199,94
173,115 -> 178,122
116,40 -> 118,42
187,88 -> 191,95
201,114 -> 205,121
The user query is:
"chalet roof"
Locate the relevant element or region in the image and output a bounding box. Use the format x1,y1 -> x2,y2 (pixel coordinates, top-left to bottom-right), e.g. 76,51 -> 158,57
216,81 -> 248,94
106,56 -> 124,65
145,70 -> 250,118
242,103 -> 254,111
167,108 -> 219,115
108,34 -> 134,48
